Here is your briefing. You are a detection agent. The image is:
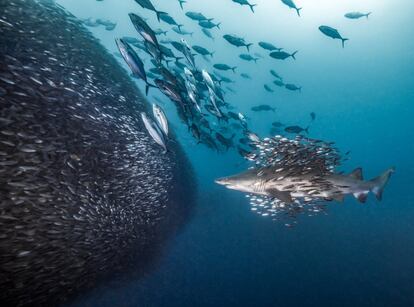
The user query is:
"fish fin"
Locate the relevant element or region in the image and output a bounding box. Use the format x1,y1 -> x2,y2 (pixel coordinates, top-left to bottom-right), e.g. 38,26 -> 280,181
231,66 -> 237,73
366,12 -> 372,19
296,7 -> 302,17
216,22 -> 221,29
179,0 -> 186,9
291,50 -> 298,60
369,167 -> 395,201
145,84 -> 149,96
305,127 -> 309,134
253,58 -> 258,63
177,24 -> 184,31
249,4 -> 257,13
156,11 -> 167,23
353,191 -> 368,203
246,43 -> 253,52
332,194 -> 345,202
341,38 -> 349,48
349,167 -> 363,180
210,51 -> 215,58
266,188 -> 293,203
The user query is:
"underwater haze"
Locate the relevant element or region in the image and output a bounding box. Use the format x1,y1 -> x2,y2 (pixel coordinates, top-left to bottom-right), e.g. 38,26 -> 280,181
7,0 -> 414,305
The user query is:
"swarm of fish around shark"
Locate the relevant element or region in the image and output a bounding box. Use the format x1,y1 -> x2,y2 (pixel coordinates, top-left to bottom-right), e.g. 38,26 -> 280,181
242,134 -> 343,222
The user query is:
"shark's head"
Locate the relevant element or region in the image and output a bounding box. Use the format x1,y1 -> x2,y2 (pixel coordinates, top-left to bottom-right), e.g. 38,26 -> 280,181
215,170 -> 258,193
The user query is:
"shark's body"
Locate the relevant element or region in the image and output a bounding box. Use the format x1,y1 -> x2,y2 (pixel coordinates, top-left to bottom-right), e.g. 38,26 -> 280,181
216,166 -> 394,203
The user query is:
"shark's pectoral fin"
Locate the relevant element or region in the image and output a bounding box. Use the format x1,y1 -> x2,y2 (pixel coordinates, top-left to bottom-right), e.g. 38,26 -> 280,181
266,188 -> 293,203
349,167 -> 363,180
353,191 -> 368,203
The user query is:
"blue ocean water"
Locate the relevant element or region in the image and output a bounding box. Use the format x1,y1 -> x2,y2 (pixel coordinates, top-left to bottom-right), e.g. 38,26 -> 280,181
58,0 -> 414,306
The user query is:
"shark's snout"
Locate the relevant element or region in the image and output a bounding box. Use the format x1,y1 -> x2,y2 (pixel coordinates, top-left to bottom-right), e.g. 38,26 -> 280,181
215,177 -> 229,185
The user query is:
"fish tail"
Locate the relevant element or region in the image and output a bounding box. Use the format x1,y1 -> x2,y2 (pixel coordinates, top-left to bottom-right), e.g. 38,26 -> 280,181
296,7 -> 302,17
177,24 -> 184,31
179,0 -> 186,9
156,11 -> 167,22
366,12 -> 372,19
216,22 -> 221,29
291,50 -> 298,60
210,51 -> 215,58
253,58 -> 258,63
305,126 -> 309,133
246,43 -> 253,52
207,18 -> 214,22
231,66 -> 237,73
369,167 -> 395,201
341,38 -> 349,48
249,4 -> 257,13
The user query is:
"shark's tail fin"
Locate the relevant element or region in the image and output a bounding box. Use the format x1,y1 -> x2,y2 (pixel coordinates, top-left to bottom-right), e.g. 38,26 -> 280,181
296,7 -> 302,17
341,38 -> 349,48
369,167 -> 395,201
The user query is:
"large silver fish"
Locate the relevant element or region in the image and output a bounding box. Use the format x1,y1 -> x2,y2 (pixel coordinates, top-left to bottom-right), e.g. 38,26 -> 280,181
152,104 -> 169,137
141,112 -> 167,152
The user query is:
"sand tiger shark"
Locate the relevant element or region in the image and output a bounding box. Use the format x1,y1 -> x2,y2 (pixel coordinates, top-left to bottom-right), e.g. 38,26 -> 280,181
215,166 -> 395,203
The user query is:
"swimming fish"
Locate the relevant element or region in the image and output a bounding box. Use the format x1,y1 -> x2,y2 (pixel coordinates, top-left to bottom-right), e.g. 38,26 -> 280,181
319,25 -> 349,48
129,13 -> 159,47
239,54 -> 258,63
251,105 -> 275,112
345,12 -> 372,19
264,84 -> 274,92
285,83 -> 301,91
258,41 -> 282,51
115,38 -> 154,95
199,20 -> 221,29
280,0 -> 302,17
134,0 -> 166,22
284,125 -> 308,134
269,50 -> 298,60
152,104 -> 169,137
232,0 -> 257,13
192,45 -> 215,57
141,112 -> 167,152
214,63 -> 237,73
223,34 -> 253,51
159,13 -> 183,30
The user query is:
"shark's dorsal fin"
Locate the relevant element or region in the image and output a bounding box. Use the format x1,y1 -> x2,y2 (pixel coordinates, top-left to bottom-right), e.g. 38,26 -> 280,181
266,188 -> 293,203
332,194 -> 345,202
353,191 -> 368,203
349,167 -> 363,180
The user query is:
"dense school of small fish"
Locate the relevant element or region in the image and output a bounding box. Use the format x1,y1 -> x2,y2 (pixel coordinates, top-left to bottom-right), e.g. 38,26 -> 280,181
0,0 -> 194,305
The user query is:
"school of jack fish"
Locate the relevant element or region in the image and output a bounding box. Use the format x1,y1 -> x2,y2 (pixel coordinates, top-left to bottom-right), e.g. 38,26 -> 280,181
109,0 -> 392,221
